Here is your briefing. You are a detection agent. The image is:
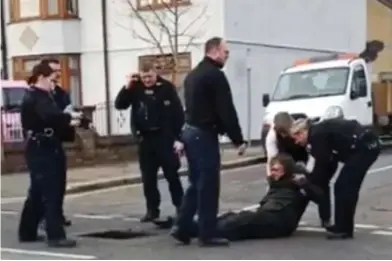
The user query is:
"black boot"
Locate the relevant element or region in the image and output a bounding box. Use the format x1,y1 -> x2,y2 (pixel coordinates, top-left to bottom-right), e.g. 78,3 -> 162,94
140,209 -> 160,223
170,226 -> 191,245
325,226 -> 353,240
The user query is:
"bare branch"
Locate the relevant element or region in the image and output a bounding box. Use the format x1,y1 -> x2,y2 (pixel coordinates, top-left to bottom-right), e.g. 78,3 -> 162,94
178,4 -> 208,36
146,4 -> 175,54
124,0 -> 165,53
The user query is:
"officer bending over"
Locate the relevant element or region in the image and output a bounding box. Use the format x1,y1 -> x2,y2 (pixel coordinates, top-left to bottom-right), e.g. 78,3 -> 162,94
291,118 -> 380,239
115,63 -> 185,222
18,63 -> 83,248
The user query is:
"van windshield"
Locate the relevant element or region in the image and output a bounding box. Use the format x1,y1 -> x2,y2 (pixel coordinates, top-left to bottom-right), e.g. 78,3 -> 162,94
271,67 -> 349,101
2,87 -> 28,110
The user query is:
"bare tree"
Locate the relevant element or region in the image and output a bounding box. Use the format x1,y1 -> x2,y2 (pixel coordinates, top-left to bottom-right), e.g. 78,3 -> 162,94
123,0 -> 209,85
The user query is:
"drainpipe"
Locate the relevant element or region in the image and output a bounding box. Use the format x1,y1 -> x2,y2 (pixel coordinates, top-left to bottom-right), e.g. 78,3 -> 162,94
101,0 -> 112,135
1,0 -> 9,79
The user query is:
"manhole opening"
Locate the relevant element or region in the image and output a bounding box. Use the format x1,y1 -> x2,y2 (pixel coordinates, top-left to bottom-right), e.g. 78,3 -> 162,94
79,229 -> 151,240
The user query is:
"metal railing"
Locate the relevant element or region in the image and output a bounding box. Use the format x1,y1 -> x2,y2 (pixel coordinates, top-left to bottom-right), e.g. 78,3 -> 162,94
1,108 -> 24,143
92,101 -> 133,137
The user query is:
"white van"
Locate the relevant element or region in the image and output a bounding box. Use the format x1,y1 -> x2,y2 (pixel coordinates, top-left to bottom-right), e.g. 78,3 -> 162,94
261,53 -> 392,147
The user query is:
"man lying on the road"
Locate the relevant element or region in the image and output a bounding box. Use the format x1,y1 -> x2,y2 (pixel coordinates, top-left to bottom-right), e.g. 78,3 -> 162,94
160,154 -> 326,244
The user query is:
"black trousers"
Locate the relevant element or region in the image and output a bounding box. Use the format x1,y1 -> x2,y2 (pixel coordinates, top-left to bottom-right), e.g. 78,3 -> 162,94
138,132 -> 183,212
175,125 -> 221,240
18,137 -> 66,240
310,157 -> 339,223
58,145 -> 67,221
334,141 -> 380,234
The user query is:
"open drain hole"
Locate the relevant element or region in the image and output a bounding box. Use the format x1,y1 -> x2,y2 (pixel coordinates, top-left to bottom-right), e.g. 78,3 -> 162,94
79,229 -> 152,240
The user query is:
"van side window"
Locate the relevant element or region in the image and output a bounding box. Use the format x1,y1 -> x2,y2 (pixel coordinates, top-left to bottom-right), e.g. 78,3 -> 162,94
351,65 -> 367,97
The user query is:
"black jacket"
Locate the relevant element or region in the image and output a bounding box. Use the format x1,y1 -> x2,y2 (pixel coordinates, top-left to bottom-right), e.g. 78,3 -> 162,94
308,118 -> 367,182
114,76 -> 184,140
21,87 -> 72,140
183,57 -> 244,146
51,85 -> 75,142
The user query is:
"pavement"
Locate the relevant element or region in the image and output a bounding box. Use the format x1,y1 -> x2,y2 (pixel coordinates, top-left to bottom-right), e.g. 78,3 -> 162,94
1,147 -> 264,201
1,150 -> 392,259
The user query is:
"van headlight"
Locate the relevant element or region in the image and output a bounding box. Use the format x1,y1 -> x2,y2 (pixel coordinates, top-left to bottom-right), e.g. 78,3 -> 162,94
323,106 -> 344,120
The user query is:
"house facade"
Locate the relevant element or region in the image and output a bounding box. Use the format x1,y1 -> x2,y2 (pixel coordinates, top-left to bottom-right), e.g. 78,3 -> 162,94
4,0 -> 374,138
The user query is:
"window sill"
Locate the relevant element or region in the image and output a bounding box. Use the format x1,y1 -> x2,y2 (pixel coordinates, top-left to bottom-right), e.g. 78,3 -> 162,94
8,16 -> 81,25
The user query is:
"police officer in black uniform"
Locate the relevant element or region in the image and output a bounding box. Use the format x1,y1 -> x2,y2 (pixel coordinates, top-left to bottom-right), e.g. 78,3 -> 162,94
291,118 -> 380,239
40,58 -> 73,227
18,62 -> 82,247
115,63 -> 185,222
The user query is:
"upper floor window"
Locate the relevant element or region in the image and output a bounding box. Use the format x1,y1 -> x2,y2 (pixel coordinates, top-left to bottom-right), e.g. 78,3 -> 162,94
9,0 -> 78,23
12,54 -> 82,105
136,0 -> 191,11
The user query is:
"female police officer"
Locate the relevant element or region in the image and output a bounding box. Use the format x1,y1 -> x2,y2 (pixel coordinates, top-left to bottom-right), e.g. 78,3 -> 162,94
290,118 -> 380,239
18,62 -> 82,248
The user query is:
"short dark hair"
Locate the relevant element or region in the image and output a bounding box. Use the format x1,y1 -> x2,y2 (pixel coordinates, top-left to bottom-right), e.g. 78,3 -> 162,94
273,112 -> 293,135
204,37 -> 223,54
41,58 -> 60,65
140,62 -> 156,72
27,62 -> 54,85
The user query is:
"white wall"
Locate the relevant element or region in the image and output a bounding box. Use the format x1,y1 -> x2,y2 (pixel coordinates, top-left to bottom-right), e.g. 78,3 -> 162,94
223,0 -> 367,53
225,42 -> 334,140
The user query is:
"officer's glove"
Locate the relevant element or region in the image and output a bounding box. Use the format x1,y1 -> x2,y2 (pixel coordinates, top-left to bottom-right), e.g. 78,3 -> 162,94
292,174 -> 308,186
173,140 -> 184,155
69,111 -> 83,119
70,119 -> 81,126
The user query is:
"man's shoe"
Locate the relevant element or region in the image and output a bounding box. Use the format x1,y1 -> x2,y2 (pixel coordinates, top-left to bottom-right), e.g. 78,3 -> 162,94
140,210 -> 160,223
47,238 -> 77,248
198,237 -> 230,247
326,231 -> 353,240
19,235 -> 45,243
170,226 -> 191,245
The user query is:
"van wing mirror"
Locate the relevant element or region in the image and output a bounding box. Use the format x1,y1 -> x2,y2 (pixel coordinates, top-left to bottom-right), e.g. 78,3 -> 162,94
262,94 -> 270,107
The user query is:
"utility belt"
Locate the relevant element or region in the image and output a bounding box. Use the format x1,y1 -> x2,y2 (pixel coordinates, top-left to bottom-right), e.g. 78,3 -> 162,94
351,128 -> 379,151
25,128 -> 61,147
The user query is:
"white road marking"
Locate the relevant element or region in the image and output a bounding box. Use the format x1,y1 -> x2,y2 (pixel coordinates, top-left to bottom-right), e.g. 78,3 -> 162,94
0,247 -> 96,259
297,227 -> 325,232
73,214 -> 116,220
1,210 -> 18,215
371,230 -> 392,236
368,165 -> 392,174
355,224 -> 380,229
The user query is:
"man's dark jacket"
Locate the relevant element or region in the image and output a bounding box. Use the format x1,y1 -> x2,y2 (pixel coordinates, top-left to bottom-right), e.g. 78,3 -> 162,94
114,76 -> 184,140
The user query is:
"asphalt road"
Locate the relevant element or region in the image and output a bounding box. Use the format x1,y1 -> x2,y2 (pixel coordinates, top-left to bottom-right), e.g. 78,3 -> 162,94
1,151 -> 392,259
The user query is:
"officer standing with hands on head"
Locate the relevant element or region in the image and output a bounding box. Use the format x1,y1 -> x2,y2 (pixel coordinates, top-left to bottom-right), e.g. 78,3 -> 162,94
115,63 -> 185,222
290,118 -> 380,240
18,62 -> 83,248
171,37 -> 247,247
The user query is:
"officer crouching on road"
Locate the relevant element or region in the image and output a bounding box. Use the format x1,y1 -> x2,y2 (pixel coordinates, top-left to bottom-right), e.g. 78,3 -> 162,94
18,62 -> 84,248
290,118 -> 380,240
115,63 -> 185,222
